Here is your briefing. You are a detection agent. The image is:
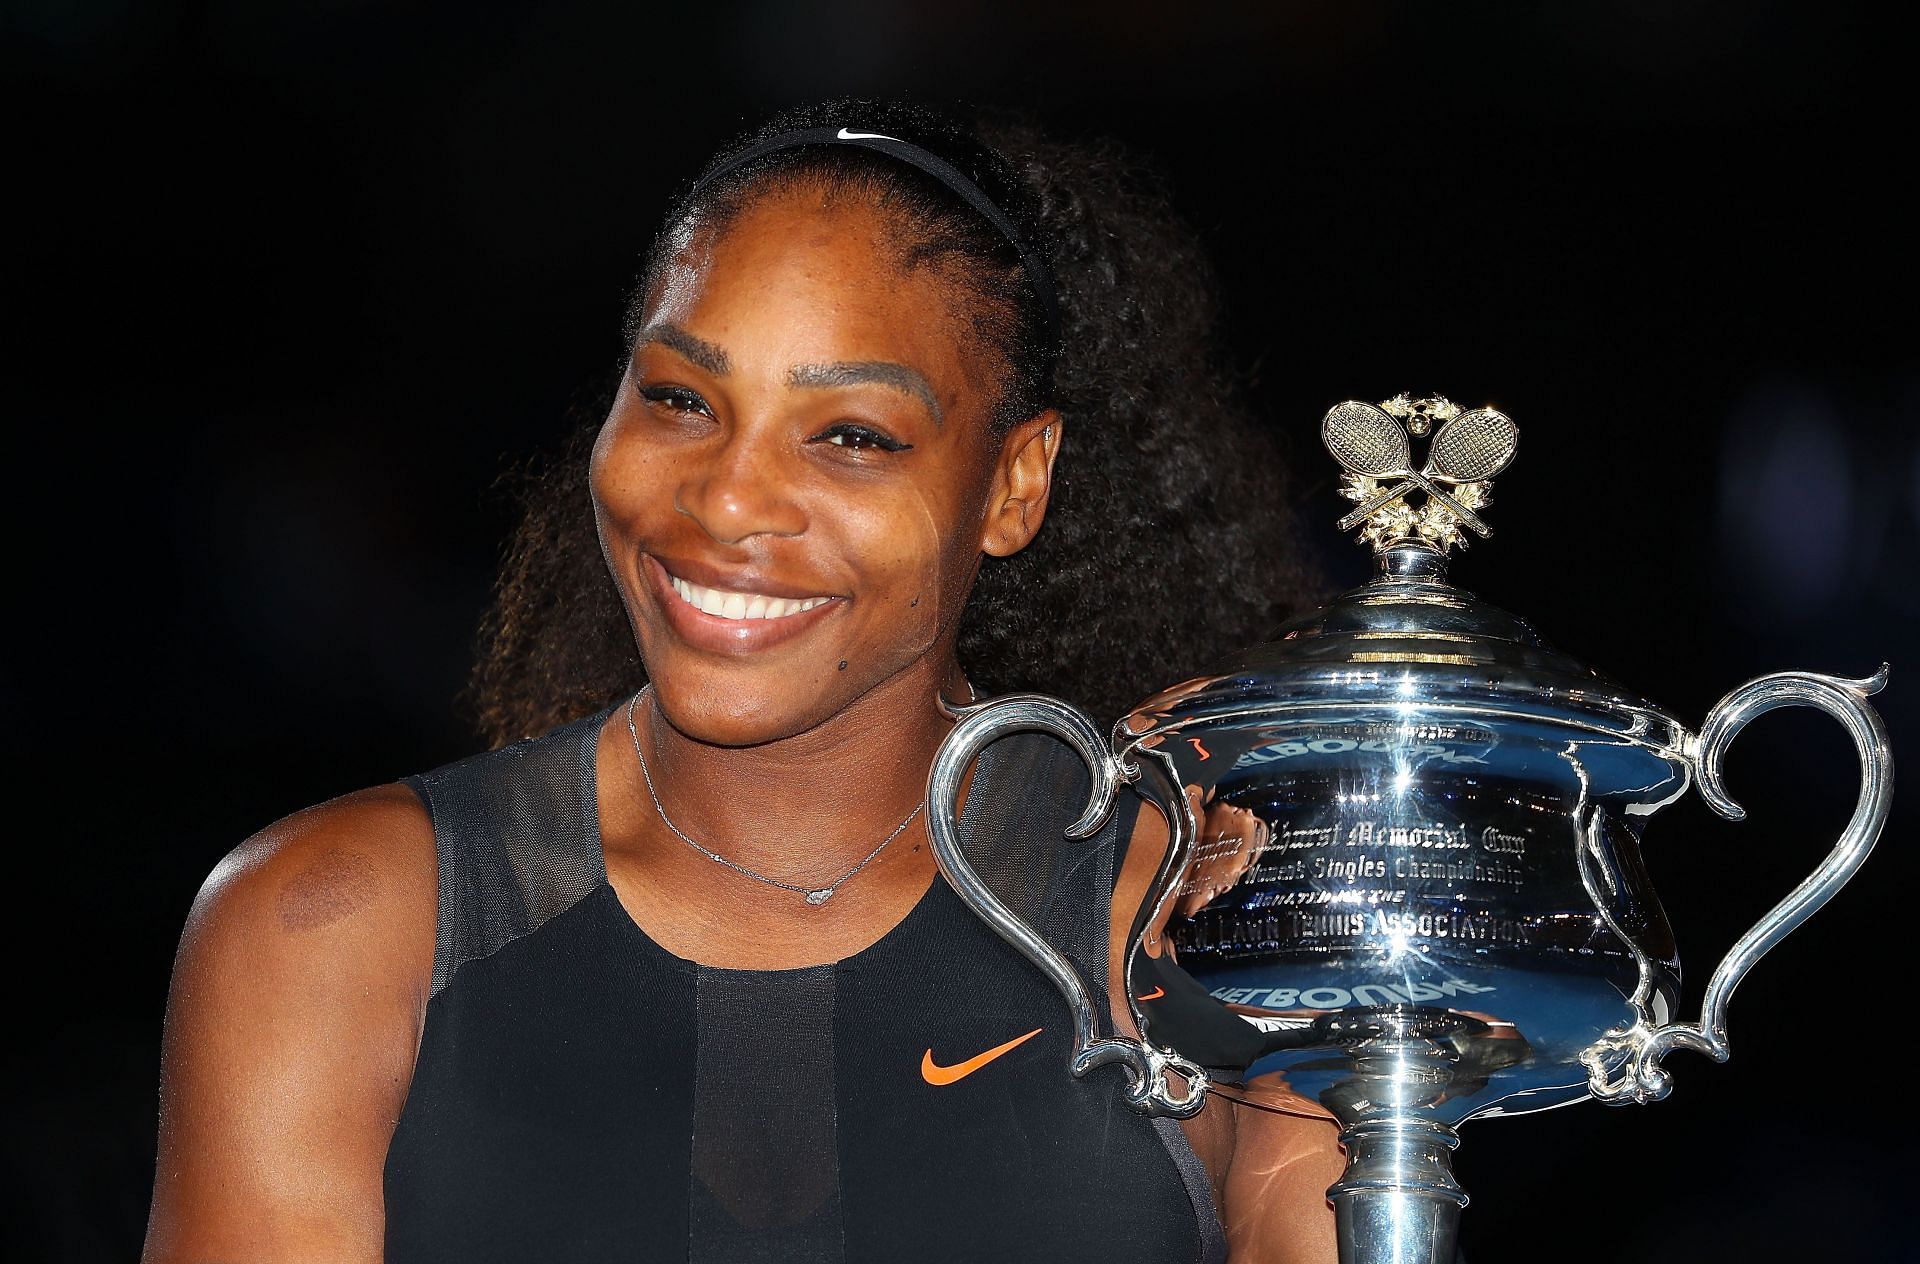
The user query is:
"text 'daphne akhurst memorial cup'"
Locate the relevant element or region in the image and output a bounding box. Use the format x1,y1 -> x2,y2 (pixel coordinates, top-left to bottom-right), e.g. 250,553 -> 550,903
925,394 -> 1894,1264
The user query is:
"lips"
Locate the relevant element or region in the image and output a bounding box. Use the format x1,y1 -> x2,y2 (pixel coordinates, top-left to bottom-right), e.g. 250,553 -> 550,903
644,554 -> 843,654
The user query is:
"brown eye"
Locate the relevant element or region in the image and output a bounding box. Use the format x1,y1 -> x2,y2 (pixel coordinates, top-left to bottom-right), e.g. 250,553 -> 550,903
638,385 -> 712,416
812,423 -> 912,453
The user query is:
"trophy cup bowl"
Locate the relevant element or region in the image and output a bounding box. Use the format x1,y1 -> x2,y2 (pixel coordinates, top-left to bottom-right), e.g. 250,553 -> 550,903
924,395 -> 1894,1264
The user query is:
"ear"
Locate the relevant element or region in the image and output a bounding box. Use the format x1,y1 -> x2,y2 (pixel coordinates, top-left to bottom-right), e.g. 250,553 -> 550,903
980,409 -> 1063,558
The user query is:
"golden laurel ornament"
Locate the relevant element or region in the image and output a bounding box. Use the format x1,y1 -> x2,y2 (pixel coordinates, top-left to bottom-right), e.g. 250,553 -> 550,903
1321,393 -> 1518,553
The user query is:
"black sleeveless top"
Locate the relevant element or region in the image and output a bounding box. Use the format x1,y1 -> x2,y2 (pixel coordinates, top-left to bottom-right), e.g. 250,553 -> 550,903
382,705 -> 1227,1263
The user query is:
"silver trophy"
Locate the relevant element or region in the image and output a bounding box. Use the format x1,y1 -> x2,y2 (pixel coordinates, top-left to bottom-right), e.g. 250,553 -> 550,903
926,395 -> 1894,1264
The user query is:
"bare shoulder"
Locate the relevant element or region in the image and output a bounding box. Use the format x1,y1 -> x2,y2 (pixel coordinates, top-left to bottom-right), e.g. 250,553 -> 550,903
190,781 -> 437,955
175,782 -> 439,1018
167,778 -> 441,1100
145,783 -> 438,1263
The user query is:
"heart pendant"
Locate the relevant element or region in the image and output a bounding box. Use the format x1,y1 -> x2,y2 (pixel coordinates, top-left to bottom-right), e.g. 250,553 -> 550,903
805,888 -> 833,905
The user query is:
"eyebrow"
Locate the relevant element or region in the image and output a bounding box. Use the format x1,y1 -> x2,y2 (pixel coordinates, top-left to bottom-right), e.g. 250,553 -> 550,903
636,322 -> 730,376
787,361 -> 944,426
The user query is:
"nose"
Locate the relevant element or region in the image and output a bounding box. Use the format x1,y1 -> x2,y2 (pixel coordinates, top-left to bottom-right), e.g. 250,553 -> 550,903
673,428 -> 808,545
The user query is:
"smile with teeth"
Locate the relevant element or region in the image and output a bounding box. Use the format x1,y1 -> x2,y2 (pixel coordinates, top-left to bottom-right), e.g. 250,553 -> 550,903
668,575 -> 833,621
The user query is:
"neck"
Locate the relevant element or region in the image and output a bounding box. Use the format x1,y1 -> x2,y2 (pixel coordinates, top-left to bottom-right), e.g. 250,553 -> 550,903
624,657 -> 969,883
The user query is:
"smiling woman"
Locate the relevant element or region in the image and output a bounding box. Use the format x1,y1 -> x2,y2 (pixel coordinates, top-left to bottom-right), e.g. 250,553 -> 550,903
143,101 -> 1333,1264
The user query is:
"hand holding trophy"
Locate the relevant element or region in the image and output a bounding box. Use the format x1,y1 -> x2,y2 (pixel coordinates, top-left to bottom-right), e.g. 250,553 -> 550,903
926,396 -> 1893,1264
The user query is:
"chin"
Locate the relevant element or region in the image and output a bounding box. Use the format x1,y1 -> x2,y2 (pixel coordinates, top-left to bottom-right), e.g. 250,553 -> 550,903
644,646 -> 943,750
645,668 -> 831,748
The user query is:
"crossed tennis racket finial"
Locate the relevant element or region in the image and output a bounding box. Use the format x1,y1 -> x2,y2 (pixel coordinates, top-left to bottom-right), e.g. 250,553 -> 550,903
1322,395 -> 1518,549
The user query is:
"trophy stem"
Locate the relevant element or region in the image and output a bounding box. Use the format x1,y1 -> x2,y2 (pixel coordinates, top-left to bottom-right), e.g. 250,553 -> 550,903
1374,541 -> 1449,584
1329,1117 -> 1467,1264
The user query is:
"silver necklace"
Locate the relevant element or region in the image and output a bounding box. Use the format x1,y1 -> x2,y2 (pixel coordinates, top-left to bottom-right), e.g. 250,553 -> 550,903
625,687 -> 925,906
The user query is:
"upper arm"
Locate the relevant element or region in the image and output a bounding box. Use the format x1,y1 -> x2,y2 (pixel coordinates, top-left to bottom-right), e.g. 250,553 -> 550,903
1112,800 -> 1345,1264
1219,1098 -> 1344,1264
1108,801 -> 1239,1202
143,783 -> 437,1264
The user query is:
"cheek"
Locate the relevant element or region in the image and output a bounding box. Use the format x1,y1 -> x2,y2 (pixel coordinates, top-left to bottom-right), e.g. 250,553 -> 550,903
588,412 -> 628,512
846,479 -> 985,657
587,412 -> 682,630
589,410 -> 670,540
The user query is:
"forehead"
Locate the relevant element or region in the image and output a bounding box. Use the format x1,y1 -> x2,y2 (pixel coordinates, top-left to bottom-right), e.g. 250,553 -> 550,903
645,190 -> 990,391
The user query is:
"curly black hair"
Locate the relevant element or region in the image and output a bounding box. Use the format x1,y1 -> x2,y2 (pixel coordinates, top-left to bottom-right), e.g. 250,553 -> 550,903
467,102 -> 1324,747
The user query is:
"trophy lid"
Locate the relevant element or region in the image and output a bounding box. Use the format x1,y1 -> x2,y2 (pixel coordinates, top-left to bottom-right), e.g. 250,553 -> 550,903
1122,396 -> 1692,785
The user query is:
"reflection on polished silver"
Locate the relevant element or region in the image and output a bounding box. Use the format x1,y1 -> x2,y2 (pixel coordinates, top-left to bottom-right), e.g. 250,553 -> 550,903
1583,663 -> 1893,1104
926,393 -> 1894,1264
924,693 -> 1209,1118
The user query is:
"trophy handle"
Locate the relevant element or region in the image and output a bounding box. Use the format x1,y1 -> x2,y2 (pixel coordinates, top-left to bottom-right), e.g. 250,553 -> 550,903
926,692 -> 1209,1118
1590,665 -> 1893,1105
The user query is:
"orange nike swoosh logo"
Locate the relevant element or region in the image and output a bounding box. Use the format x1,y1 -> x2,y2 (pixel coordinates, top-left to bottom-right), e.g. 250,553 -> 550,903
1135,986 -> 1165,1001
921,1028 -> 1044,1086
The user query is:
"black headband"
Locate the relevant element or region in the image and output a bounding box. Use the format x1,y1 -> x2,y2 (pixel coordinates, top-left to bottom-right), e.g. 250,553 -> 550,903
688,125 -> 1061,354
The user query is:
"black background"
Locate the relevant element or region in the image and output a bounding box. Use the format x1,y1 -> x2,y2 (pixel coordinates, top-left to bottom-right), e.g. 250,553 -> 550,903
8,2 -> 1915,1260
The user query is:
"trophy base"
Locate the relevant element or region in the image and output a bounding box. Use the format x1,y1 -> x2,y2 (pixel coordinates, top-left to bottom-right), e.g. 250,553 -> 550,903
1330,1117 -> 1466,1264
1307,1008 -> 1476,1264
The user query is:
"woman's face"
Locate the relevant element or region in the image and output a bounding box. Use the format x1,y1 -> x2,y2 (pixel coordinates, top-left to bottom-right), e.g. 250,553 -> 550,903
592,186 -> 1054,747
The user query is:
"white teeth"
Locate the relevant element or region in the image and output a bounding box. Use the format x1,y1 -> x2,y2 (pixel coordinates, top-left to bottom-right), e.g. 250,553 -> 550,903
667,574 -> 831,621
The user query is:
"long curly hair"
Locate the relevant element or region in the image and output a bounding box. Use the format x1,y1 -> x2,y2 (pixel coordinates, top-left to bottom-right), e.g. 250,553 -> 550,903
467,102 -> 1324,747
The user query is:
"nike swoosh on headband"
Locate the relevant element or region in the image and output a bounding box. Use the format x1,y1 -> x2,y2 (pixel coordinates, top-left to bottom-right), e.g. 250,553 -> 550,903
920,1027 -> 1043,1085
686,124 -> 1063,358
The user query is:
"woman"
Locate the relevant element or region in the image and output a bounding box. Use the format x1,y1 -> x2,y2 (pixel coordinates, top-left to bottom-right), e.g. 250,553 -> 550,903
144,100 -> 1340,1262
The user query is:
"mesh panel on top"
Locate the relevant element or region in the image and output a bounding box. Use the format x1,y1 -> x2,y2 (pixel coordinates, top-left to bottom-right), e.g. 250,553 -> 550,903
402,707 -> 611,996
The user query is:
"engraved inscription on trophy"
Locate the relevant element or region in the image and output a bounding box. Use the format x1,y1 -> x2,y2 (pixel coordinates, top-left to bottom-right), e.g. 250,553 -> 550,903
924,387 -> 1891,1264
1171,776 -> 1576,967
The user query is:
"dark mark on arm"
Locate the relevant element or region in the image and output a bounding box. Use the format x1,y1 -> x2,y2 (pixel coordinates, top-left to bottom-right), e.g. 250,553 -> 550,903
277,848 -> 380,932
